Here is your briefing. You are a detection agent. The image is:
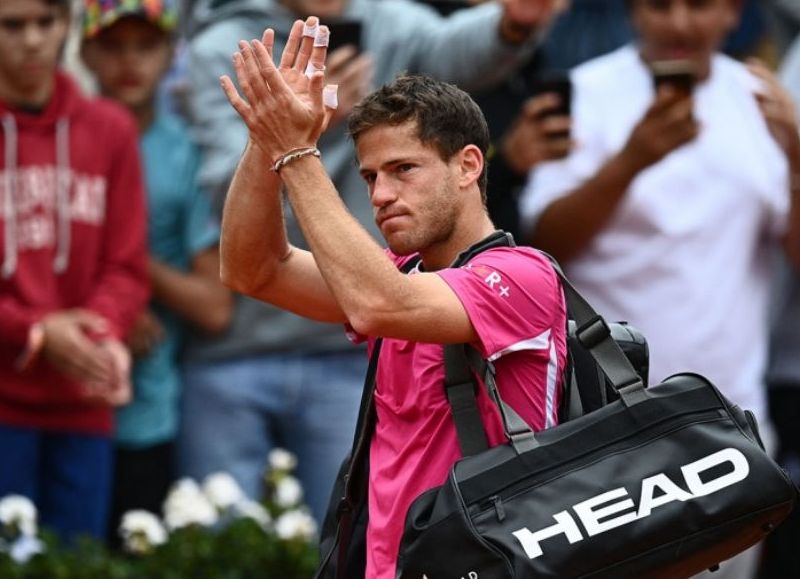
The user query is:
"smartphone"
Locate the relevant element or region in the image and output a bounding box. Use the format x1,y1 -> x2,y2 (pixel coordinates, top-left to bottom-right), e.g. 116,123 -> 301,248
326,20 -> 363,54
529,72 -> 572,140
650,60 -> 697,96
530,72 -> 572,118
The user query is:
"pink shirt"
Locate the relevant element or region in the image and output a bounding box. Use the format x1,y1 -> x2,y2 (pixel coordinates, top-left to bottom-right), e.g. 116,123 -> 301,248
351,246 -> 567,579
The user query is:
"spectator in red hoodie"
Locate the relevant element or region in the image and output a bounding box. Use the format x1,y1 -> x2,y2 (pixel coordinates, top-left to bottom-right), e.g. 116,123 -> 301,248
0,0 -> 149,543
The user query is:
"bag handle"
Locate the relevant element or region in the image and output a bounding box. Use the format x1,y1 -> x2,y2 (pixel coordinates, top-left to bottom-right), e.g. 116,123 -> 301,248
546,258 -> 647,403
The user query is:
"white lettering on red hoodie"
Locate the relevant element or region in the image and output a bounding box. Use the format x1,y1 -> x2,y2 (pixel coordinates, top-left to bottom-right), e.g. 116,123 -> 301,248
0,73 -> 149,435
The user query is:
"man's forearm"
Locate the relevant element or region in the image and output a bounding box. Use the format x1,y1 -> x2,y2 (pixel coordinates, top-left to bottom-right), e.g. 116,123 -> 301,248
531,152 -> 642,263
220,142 -> 288,293
279,156 -> 408,327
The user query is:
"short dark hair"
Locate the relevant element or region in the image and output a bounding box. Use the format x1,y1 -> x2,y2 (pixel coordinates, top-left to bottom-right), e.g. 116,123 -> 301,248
348,74 -> 491,200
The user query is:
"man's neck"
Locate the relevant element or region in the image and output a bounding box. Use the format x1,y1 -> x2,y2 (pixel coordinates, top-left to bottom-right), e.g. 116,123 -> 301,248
419,215 -> 497,271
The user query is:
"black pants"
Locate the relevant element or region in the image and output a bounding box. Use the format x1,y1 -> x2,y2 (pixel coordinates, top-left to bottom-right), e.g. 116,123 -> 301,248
761,386 -> 800,579
106,441 -> 174,548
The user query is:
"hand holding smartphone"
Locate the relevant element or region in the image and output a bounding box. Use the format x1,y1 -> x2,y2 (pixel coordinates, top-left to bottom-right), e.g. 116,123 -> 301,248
530,71 -> 572,119
527,72 -> 572,143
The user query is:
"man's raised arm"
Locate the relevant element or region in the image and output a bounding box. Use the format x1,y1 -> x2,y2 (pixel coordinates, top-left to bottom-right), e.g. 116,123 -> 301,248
221,24 -> 486,346
219,21 -> 346,324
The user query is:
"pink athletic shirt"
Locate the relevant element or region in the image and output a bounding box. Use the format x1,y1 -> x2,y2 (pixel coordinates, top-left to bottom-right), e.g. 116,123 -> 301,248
347,246 -> 567,579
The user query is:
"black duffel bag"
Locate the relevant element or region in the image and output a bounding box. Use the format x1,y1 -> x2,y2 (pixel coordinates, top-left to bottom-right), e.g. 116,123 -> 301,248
396,265 -> 798,579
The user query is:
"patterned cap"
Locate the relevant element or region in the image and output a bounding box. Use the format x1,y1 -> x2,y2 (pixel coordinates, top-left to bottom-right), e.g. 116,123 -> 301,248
82,0 -> 178,39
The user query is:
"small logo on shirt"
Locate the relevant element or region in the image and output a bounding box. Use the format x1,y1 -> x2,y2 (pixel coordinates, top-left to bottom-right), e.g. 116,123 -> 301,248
481,269 -> 510,298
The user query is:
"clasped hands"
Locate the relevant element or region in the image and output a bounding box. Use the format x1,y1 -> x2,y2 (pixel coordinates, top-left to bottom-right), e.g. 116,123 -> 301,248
221,17 -> 339,168
39,309 -> 131,407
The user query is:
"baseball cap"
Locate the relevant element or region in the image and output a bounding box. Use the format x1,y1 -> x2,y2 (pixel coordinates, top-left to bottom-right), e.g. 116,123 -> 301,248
82,0 -> 179,39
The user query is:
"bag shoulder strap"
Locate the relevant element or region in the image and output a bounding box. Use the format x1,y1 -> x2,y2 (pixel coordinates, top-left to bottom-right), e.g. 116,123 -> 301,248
445,344 -> 540,455
545,256 -> 646,401
442,231 -> 531,456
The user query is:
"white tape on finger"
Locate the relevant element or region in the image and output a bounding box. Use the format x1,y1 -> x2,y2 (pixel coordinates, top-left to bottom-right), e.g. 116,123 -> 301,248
303,23 -> 318,38
323,85 -> 339,110
314,27 -> 330,48
305,62 -> 326,79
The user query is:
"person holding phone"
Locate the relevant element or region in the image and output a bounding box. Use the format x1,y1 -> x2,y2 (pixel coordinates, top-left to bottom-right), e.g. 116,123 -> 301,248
179,0 -> 566,526
520,2 -> 800,576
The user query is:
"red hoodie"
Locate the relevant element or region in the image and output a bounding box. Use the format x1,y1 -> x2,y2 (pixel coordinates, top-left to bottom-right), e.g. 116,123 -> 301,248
0,73 -> 149,435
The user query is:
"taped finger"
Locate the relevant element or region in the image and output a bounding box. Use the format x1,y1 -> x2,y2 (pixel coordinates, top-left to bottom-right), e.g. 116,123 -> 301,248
305,62 -> 326,79
307,25 -> 329,76
303,21 -> 319,39
294,16 -> 318,72
314,26 -> 330,48
323,84 -> 339,110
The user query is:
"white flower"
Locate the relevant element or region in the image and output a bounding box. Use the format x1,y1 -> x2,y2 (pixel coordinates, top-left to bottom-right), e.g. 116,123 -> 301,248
9,534 -> 43,563
202,472 -> 244,510
274,509 -> 317,541
119,510 -> 167,554
268,449 -> 298,472
273,475 -> 304,508
233,499 -> 272,529
0,495 -> 37,537
163,478 -> 219,530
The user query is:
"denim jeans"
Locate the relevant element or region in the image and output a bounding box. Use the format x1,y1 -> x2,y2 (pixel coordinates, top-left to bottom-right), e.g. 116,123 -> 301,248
0,423 -> 112,543
178,350 -> 366,524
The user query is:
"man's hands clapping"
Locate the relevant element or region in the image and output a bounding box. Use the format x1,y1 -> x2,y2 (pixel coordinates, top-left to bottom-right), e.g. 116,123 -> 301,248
221,17 -> 338,165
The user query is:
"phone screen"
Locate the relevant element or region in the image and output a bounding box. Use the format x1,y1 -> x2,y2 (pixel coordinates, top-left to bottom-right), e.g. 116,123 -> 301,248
326,20 -> 363,54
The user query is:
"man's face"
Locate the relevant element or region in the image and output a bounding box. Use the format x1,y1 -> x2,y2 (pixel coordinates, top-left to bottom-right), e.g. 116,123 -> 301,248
82,18 -> 172,113
280,0 -> 348,20
0,0 -> 69,107
356,121 -> 462,257
631,0 -> 739,80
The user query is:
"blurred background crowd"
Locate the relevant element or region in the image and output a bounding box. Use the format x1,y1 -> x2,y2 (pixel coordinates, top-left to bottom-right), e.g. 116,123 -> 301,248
2,0 -> 800,577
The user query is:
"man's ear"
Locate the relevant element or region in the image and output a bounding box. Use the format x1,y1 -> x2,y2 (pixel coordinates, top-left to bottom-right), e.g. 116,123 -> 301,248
457,144 -> 484,190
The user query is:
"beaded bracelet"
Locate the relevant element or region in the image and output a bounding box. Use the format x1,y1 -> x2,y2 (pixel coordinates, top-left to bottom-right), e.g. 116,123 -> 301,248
271,146 -> 321,173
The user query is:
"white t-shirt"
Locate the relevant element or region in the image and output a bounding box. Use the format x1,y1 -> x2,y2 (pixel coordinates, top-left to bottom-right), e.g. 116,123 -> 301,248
520,45 -> 789,422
